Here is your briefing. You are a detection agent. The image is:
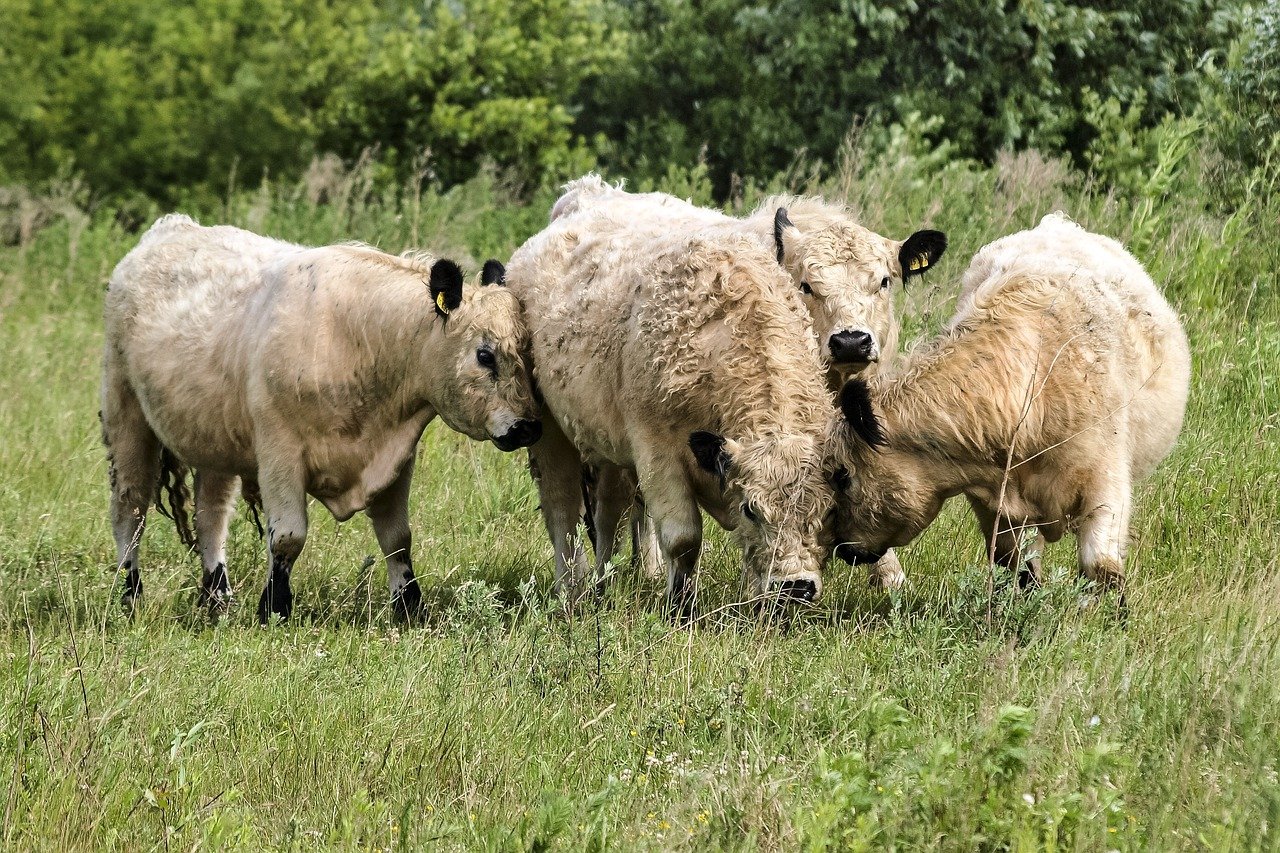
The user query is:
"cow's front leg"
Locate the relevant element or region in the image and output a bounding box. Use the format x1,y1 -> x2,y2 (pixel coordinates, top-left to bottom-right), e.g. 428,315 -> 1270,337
968,496 -> 1045,590
366,456 -> 422,621
636,452 -> 703,621
194,470 -> 239,611
1076,478 -> 1132,608
867,550 -> 907,590
529,416 -> 590,603
257,457 -> 308,624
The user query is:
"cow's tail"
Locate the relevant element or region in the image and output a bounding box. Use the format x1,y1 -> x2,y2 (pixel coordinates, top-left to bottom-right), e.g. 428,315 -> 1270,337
241,478 -> 266,538
155,447 -> 197,549
580,465 -> 598,550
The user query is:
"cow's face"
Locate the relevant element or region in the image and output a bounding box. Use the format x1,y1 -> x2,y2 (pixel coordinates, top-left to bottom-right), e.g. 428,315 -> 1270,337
824,379 -> 942,565
690,430 -> 833,602
430,260 -> 541,451
774,209 -> 946,376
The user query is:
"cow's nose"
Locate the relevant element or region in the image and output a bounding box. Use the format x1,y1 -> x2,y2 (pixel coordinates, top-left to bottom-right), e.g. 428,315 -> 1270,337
769,578 -> 819,603
828,330 -> 876,364
493,418 -> 542,451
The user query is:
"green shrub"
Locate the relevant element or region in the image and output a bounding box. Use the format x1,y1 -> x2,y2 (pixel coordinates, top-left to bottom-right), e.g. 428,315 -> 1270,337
583,0 -> 1242,194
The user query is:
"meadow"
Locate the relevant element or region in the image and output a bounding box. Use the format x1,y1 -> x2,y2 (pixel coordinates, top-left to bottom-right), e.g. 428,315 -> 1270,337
1,144 -> 1278,850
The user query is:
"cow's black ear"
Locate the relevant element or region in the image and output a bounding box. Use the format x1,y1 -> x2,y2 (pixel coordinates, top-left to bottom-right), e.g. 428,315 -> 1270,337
429,259 -> 464,317
481,259 -> 506,286
773,207 -> 797,265
689,430 -> 732,478
899,230 -> 947,282
839,379 -> 886,448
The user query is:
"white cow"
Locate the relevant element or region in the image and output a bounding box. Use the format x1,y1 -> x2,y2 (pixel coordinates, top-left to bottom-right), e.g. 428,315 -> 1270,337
828,213 -> 1191,602
550,176 -> 947,589
101,215 -> 540,621
507,206 -> 836,613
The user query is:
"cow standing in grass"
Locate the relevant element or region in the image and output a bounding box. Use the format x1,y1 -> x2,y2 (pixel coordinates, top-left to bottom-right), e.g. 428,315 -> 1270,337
827,213 -> 1191,601
101,215 -> 540,621
550,176 -> 947,589
506,206 -> 836,613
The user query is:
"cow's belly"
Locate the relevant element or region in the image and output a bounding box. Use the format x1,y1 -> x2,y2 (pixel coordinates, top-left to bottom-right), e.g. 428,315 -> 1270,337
131,373 -> 258,477
543,380 -> 635,467
303,411 -> 434,521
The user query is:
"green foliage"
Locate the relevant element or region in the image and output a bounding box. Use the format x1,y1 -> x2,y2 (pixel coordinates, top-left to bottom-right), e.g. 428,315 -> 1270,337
0,0 -> 379,201
584,0 -> 1239,193
0,0 -> 1254,202
317,0 -> 623,188
0,0 -> 619,202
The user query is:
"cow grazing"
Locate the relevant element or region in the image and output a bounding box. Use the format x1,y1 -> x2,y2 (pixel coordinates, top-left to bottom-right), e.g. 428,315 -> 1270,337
827,213 -> 1191,601
101,215 -> 540,622
549,176 -> 946,589
506,206 -> 836,613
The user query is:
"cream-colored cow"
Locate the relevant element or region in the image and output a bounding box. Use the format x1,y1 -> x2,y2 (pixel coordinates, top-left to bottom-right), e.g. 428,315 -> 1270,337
551,176 -> 946,588
827,213 -> 1191,602
101,215 -> 540,621
506,206 -> 836,613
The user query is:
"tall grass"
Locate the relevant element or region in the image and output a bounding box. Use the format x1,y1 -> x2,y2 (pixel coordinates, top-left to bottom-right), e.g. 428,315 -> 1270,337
1,140 -> 1277,850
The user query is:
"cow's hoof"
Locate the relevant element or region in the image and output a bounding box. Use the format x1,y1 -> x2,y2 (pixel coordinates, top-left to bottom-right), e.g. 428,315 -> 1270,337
199,564 -> 233,612
770,578 -> 818,603
392,580 -> 424,623
121,567 -> 143,614
663,595 -> 697,626
257,581 -> 293,625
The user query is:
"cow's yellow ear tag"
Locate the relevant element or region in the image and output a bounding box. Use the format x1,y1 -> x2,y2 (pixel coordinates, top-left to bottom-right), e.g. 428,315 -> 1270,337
436,292 -> 450,314
909,255 -> 929,271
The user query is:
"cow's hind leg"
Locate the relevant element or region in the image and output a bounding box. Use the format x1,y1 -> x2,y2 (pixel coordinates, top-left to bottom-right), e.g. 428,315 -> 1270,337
530,417 -> 590,603
968,496 -> 1044,590
102,375 -> 162,610
590,463 -> 634,587
195,470 -> 238,611
366,456 -> 422,621
257,455 -> 309,624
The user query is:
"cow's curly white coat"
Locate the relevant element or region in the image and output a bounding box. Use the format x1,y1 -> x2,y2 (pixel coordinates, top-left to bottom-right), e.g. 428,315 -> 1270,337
550,176 -> 927,588
507,203 -> 836,607
828,213 -> 1191,595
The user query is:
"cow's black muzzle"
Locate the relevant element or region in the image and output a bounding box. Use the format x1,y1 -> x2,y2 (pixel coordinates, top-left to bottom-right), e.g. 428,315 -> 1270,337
493,418 -> 542,451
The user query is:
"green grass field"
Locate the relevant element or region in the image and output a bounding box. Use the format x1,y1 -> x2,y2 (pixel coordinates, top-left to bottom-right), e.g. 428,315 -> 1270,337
2,151 -> 1278,850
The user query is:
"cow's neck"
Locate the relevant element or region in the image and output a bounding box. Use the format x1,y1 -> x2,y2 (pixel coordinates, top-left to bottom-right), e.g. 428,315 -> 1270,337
872,320 -> 1041,467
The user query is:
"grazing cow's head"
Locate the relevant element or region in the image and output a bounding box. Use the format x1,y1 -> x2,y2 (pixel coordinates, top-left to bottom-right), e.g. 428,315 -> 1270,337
823,379 -> 943,566
690,430 -> 834,602
773,206 -> 946,375
429,258 -> 541,451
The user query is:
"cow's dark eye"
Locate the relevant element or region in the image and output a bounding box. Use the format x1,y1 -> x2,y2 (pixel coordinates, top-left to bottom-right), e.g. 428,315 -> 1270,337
880,276 -> 890,290
741,501 -> 760,523
832,467 -> 851,491
800,281 -> 813,295
476,346 -> 497,373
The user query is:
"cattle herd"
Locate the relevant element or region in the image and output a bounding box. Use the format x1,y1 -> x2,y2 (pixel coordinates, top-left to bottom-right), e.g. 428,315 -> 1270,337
99,176 -> 1191,623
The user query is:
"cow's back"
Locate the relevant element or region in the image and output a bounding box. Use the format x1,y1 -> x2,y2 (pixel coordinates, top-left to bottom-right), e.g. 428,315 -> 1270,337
956,214 -> 1189,480
508,209 -> 825,465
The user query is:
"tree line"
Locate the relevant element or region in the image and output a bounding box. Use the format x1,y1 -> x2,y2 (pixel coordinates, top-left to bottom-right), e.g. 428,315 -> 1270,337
0,0 -> 1273,203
